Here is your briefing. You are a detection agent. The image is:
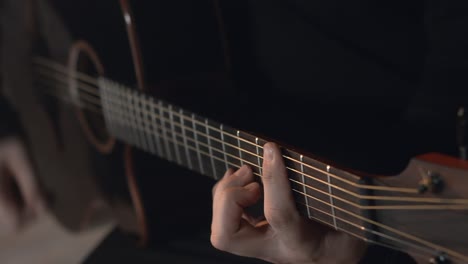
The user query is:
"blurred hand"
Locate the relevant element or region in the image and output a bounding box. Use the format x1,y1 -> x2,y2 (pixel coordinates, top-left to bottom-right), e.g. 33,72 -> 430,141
0,137 -> 44,236
211,142 -> 366,264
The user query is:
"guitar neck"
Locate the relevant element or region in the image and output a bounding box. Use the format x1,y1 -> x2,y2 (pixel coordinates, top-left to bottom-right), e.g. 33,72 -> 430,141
99,77 -> 370,233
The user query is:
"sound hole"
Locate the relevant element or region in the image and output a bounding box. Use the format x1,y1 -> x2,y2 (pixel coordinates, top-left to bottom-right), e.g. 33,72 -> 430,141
75,54 -> 108,143
68,40 -> 115,154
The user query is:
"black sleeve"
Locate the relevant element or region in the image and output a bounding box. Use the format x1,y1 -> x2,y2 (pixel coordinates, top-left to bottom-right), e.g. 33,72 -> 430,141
407,0 -> 468,124
359,3 -> 468,264
358,245 -> 416,264
0,95 -> 22,139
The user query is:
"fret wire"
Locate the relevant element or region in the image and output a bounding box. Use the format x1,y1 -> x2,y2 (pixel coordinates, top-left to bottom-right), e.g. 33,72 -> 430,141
118,117 -> 357,211
327,165 -> 338,230
115,86 -> 126,143
105,120 -> 456,257
98,90 -> 432,204
296,203 -> 434,261
132,95 -> 385,192
108,85 -> 119,138
142,96 -> 156,155
99,80 -> 120,140
150,98 -> 164,157
300,155 -> 312,219
180,109 -> 193,170
133,122 -> 341,222
122,86 -> 136,146
130,90 -> 141,148
205,119 -> 217,179
129,89 -> 143,148
98,81 -> 112,136
135,91 -> 149,151
255,138 -> 263,175
65,78 -> 417,194
104,93 -> 443,206
220,124 -> 229,172
192,114 -> 205,175
158,100 -> 173,161
295,200 -> 436,258
288,175 -> 362,210
237,130 -> 243,166
34,64 -> 468,262
296,204 -> 335,232
169,105 -> 182,165
39,74 -> 418,194
34,81 -> 466,262
110,84 -> 123,140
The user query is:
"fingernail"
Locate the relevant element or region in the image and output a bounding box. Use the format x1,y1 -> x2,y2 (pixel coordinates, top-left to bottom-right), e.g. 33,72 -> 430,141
265,145 -> 274,161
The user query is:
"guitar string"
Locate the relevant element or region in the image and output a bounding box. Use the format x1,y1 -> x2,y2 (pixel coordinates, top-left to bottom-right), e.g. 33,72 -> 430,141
38,84 -> 102,114
35,72 -> 463,262
30,58 -> 448,198
35,67 -> 99,97
33,59 -> 419,194
34,72 -> 468,208
295,202 -> 437,257
297,190 -> 468,262
299,201 -> 466,264
34,57 -> 99,86
38,76 -> 102,105
305,208 -> 437,262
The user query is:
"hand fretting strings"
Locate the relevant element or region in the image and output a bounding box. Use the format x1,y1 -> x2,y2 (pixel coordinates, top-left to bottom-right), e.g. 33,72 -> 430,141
33,59 -> 424,194
33,58 -> 468,205
32,56 -> 468,262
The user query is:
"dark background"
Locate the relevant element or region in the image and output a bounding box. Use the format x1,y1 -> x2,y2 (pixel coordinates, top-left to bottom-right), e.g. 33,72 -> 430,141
46,0 -> 468,262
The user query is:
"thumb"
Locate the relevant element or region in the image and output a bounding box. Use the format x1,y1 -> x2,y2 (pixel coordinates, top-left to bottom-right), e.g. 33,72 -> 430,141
262,143 -> 300,231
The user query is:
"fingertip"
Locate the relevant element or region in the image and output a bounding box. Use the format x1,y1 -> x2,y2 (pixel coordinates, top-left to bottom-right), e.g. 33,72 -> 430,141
224,168 -> 235,178
235,165 -> 251,177
263,143 -> 274,160
244,181 -> 260,192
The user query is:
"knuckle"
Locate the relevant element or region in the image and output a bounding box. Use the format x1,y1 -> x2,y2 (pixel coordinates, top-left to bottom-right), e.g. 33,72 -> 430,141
210,233 -> 230,251
266,207 -> 298,229
212,183 -> 219,196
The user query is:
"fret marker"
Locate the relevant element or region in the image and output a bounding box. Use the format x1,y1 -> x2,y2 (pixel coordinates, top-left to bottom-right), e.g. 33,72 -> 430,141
205,119 -> 217,179
300,155 -> 312,219
327,165 -> 338,230
180,109 -> 193,170
192,114 -> 205,175
237,130 -> 243,167
255,138 -> 263,175
169,105 -> 182,165
220,124 -> 229,172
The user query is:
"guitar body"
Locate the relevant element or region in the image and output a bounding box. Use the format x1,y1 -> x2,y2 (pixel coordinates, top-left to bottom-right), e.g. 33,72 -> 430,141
3,0 -> 468,263
3,0 -> 230,238
2,0 -> 116,231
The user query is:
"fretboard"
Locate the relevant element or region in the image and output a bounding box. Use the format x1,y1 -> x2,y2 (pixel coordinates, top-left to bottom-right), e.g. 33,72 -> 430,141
99,77 -> 369,235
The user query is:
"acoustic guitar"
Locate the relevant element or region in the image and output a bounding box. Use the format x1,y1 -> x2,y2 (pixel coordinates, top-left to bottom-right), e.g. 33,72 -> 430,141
2,0 -> 467,263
